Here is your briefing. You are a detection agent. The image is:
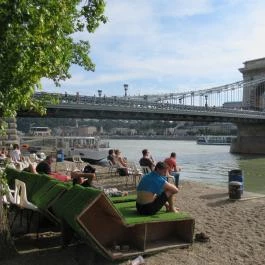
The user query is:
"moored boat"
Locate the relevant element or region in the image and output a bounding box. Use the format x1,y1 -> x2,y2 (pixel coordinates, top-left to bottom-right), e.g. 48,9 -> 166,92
56,136 -> 110,163
196,135 -> 236,145
20,135 -> 110,163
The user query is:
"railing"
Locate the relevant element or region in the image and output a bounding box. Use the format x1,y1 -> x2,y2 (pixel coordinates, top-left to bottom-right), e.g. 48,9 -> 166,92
45,98 -> 265,120
33,77 -> 265,119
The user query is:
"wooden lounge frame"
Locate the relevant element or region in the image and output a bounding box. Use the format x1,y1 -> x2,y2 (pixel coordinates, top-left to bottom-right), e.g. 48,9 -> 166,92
77,193 -> 194,260
4,167 -> 195,261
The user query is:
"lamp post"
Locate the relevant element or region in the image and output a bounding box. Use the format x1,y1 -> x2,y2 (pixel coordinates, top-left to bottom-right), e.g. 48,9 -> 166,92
29,123 -> 35,135
124,84 -> 128,97
205,94 -> 208,108
191,92 -> 194,105
98,90 -> 102,97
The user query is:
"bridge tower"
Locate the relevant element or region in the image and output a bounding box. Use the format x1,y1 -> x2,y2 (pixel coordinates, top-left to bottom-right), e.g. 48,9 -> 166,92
230,58 -> 265,154
239,57 -> 265,110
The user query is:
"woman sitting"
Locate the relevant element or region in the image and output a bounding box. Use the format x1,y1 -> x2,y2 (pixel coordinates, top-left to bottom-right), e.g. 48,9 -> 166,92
114,149 -> 129,176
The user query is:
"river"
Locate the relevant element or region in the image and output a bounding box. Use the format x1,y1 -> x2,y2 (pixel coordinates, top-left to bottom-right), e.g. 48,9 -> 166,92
108,139 -> 265,194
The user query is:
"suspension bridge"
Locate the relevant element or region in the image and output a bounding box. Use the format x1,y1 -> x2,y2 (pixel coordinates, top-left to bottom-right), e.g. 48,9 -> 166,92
18,57 -> 265,154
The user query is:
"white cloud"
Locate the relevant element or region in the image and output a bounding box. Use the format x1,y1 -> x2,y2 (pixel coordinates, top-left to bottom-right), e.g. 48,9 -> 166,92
42,0 -> 265,96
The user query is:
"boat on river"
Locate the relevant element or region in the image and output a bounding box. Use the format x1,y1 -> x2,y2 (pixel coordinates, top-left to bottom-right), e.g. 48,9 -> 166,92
196,135 -> 236,145
56,136 -> 110,162
20,135 -> 110,163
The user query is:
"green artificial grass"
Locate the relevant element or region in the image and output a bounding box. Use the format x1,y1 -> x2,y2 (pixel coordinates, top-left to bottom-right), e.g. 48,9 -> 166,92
63,187 -> 101,235
114,201 -> 192,225
19,171 -> 43,195
5,168 -> 54,200
4,167 -> 21,187
52,185 -> 101,219
31,179 -> 61,207
28,174 -> 56,200
34,183 -> 69,210
51,185 -> 102,236
4,168 -> 195,259
110,194 -> 137,203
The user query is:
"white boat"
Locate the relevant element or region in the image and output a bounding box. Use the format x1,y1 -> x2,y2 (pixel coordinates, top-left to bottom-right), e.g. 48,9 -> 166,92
196,135 -> 236,145
56,136 -> 110,163
20,135 -> 110,163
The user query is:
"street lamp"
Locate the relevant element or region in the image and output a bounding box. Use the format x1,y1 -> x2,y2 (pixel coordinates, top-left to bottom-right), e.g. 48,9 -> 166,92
98,90 -> 102,97
191,92 -> 194,105
124,84 -> 128,97
205,94 -> 208,108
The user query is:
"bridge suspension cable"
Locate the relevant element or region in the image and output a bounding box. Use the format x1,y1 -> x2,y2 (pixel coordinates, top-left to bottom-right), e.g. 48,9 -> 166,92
34,77 -> 265,109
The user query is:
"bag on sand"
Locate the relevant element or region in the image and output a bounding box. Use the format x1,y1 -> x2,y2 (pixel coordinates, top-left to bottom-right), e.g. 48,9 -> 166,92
118,167 -> 128,176
83,164 -> 96,173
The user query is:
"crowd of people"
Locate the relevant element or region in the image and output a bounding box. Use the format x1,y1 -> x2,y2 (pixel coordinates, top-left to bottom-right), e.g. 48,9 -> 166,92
107,147 -> 182,215
0,144 -> 95,185
2,143 -> 182,216
138,149 -> 181,215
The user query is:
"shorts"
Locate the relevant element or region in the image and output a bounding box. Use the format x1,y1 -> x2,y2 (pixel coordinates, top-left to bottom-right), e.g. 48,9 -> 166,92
136,192 -> 168,215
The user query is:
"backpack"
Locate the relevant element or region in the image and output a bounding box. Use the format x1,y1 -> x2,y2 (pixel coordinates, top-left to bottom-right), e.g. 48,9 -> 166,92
83,164 -> 96,173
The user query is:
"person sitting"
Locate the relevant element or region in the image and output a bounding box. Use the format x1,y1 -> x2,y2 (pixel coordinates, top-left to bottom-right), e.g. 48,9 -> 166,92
0,147 -> 8,160
164,152 -> 181,187
136,162 -> 179,215
23,163 -> 37,174
107,149 -> 116,165
114,149 -> 129,176
10,144 -> 22,163
139,149 -> 155,171
36,155 -> 53,175
36,155 -> 71,182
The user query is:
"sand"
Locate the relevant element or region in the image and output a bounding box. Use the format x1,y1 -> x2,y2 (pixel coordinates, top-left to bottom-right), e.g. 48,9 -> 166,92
145,181 -> 265,265
1,163 -> 265,265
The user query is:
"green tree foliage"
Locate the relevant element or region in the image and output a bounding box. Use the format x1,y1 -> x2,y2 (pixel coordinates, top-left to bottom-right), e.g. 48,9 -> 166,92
0,0 -> 106,259
0,0 -> 106,117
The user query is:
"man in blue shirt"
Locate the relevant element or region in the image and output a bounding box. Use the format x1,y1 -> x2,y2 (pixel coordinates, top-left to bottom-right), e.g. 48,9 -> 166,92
136,162 -> 179,215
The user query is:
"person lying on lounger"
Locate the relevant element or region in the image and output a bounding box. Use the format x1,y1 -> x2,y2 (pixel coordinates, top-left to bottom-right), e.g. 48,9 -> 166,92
36,155 -> 71,182
71,170 -> 96,187
136,161 -> 179,215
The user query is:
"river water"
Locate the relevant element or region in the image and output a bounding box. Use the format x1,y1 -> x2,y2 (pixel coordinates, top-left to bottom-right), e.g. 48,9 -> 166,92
108,139 -> 265,194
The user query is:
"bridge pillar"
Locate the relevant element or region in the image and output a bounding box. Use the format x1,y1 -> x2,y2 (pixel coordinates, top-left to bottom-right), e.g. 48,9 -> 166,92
239,57 -> 265,110
230,123 -> 265,154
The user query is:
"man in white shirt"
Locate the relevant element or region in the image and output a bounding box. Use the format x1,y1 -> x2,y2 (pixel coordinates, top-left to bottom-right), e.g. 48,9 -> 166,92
10,144 -> 21,163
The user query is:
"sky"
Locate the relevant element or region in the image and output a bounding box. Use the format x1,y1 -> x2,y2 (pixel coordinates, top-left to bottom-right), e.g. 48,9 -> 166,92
42,0 -> 265,97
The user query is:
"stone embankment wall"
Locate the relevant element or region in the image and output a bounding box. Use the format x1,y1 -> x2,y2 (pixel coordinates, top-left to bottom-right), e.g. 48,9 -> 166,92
0,117 -> 19,147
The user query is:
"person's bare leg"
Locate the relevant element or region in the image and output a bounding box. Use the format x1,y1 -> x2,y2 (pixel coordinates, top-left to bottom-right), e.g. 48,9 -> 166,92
165,192 -> 179,212
165,201 -> 170,211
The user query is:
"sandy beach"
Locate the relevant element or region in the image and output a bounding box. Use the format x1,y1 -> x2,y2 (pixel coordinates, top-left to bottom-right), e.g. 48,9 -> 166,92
1,164 -> 265,265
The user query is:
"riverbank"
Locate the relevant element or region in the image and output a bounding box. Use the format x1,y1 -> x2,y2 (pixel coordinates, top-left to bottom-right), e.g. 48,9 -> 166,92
2,178 -> 265,265
103,135 -> 196,141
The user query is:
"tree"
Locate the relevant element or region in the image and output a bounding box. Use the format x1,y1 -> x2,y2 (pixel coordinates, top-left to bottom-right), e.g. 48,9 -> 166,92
0,0 -> 106,117
0,0 -> 106,259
